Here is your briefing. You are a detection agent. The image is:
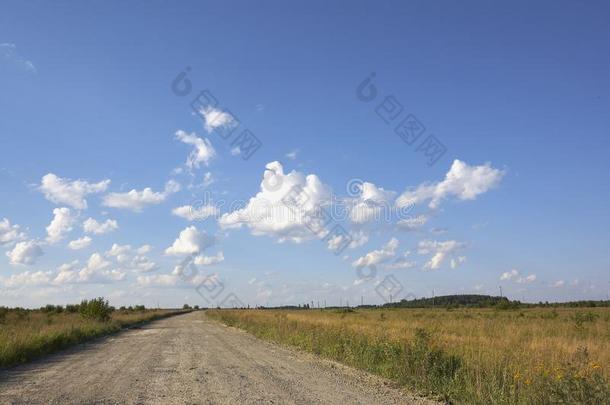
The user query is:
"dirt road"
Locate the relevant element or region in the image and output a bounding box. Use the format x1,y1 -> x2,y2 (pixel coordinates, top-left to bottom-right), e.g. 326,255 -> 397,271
0,311 -> 436,405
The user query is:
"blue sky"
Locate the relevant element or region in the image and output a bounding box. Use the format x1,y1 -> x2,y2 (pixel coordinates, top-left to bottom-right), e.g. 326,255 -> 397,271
1,1 -> 609,308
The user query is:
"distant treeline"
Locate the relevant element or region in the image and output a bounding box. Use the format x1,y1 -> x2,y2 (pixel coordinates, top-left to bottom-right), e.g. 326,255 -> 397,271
252,295 -> 610,310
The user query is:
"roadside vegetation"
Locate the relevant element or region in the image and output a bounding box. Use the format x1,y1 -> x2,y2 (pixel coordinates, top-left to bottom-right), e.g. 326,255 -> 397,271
207,306 -> 610,404
0,298 -> 189,368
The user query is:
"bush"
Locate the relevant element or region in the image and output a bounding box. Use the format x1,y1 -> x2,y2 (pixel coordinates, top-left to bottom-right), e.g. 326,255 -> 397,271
183,304 -> 192,310
79,297 -> 113,322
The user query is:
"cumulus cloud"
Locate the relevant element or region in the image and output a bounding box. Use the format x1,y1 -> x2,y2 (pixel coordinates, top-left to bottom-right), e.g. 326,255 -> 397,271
106,243 -> 133,263
136,264 -> 219,288
68,236 -> 92,250
552,280 -> 565,288
352,238 -> 399,268
500,269 -> 537,284
165,226 -> 215,256
104,243 -> 157,273
385,250 -> 417,270
172,204 -> 219,221
450,256 -> 467,269
136,273 -> 179,287
175,130 -> 216,169
102,180 -> 180,212
46,207 -> 77,244
219,161 -> 332,243
326,229 -> 369,253
397,215 -> 429,231
83,217 -> 118,234
1,270 -> 53,288
396,160 -> 504,210
6,240 -> 44,265
39,173 -> 110,210
285,149 -> 299,160
417,239 -> 466,270
193,251 -> 224,266
53,253 -> 125,284
0,218 -> 26,246
199,106 -> 237,134
348,182 -> 395,224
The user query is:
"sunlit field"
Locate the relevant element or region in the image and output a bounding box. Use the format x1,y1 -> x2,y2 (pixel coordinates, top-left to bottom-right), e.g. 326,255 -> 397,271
208,307 -> 610,404
0,305 -> 187,368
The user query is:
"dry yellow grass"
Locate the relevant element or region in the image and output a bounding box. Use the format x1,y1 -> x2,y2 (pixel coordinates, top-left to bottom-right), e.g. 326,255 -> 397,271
0,308 -> 185,368
208,307 -> 610,404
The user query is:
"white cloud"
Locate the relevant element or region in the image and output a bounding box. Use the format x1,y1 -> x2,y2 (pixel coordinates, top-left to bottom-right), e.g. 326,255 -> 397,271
417,239 -> 466,270
199,106 -> 237,134
219,161 -> 332,243
102,180 -> 180,212
172,204 -> 219,221
54,253 -> 125,284
136,274 -> 178,287
499,269 -> 537,284
552,280 -> 565,288
397,215 -> 429,231
202,172 -> 215,187
83,217 -> 118,234
137,245 -> 152,255
104,243 -> 157,273
285,149 -> 299,160
46,207 -> 77,244
106,243 -> 132,263
326,229 -> 369,252
519,274 -> 537,284
165,226 -> 215,256
0,218 -> 26,246
352,238 -> 399,268
385,250 -> 417,270
500,269 -> 519,281
39,173 -> 110,210
193,251 -> 224,266
68,236 -> 92,250
0,43 -> 37,73
348,182 -> 395,224
1,270 -> 53,288
396,160 -> 504,210
130,253 -> 158,273
450,256 -> 467,269
175,130 -> 216,169
6,240 -> 44,265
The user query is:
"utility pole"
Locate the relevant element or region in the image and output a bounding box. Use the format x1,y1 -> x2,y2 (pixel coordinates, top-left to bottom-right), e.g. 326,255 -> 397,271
499,286 -> 503,298
432,289 -> 435,308
324,299 -> 326,308
361,296 -> 363,306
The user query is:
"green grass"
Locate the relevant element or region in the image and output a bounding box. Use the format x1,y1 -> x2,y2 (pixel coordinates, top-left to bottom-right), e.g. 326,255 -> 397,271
207,308 -> 610,404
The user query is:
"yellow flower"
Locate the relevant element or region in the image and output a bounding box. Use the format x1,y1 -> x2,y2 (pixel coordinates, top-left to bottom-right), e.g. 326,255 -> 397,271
514,371 -> 521,380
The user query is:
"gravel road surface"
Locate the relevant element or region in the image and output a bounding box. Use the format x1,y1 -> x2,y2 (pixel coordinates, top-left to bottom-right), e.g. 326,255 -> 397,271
0,311 -> 437,404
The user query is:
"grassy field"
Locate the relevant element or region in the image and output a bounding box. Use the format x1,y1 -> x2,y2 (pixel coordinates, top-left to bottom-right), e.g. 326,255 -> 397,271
0,307 -> 187,368
207,307 -> 609,404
